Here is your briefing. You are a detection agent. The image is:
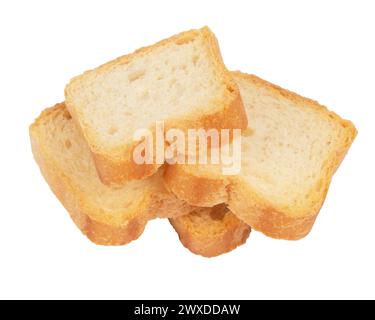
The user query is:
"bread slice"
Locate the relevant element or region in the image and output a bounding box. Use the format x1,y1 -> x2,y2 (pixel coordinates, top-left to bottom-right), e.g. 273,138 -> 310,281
65,27 -> 247,185
170,204 -> 250,257
164,72 -> 357,240
30,103 -> 193,246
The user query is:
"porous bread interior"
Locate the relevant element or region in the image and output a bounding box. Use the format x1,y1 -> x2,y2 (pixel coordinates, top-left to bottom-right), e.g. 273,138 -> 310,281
66,28 -> 231,156
236,74 -> 354,212
30,104 -> 164,223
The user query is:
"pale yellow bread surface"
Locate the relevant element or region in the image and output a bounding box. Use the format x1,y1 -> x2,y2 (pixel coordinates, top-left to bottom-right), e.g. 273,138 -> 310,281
65,27 -> 247,185
164,72 -> 357,240
30,103 -> 193,245
170,204 -> 251,257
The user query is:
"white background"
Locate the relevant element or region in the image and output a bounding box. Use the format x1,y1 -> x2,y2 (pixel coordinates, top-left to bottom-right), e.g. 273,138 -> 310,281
0,0 -> 374,300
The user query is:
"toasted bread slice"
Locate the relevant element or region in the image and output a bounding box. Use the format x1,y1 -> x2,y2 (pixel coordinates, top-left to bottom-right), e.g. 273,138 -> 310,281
170,204 -> 250,257
30,103 -> 193,245
65,27 -> 247,185
164,72 -> 357,240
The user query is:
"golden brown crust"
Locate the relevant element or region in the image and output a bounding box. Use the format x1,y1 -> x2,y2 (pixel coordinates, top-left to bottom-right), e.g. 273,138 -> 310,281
65,27 -> 247,185
227,182 -> 319,240
29,124 -> 147,246
163,162 -> 229,207
164,72 -> 357,240
170,205 -> 251,257
92,150 -> 161,186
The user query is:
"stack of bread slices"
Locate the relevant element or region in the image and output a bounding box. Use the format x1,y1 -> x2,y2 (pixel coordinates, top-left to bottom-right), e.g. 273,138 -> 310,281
30,27 -> 357,257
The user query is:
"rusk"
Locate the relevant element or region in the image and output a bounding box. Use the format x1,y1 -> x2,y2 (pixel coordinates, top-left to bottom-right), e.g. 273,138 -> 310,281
65,27 -> 247,185
30,103 -> 193,245
164,72 -> 357,240
170,204 -> 251,257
